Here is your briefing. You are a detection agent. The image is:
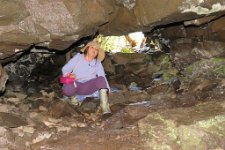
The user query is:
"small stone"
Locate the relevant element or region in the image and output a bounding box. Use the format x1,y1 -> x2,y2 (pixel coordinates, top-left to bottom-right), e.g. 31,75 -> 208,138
22,126 -> 35,134
11,127 -> 24,137
40,90 -> 55,99
13,93 -> 27,100
29,112 -> 38,118
6,97 -> 20,105
77,123 -> 87,128
48,118 -> 62,124
43,121 -> 57,128
19,104 -> 29,112
39,106 -> 47,111
0,104 -> 12,113
57,126 -> 71,133
110,120 -> 123,129
0,127 -> 7,136
115,135 -> 121,140
32,132 -> 52,144
42,118 -> 62,128
71,123 -> 78,127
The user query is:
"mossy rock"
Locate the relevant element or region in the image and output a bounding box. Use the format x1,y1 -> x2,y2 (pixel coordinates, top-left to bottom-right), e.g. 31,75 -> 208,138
162,69 -> 178,81
138,102 -> 225,150
184,57 -> 225,78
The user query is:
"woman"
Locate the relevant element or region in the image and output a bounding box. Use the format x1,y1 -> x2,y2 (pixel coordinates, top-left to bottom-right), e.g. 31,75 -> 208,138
61,41 -> 111,114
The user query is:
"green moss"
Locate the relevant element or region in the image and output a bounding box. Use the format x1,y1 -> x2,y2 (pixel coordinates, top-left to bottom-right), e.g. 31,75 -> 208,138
120,47 -> 134,53
139,102 -> 225,150
160,54 -> 172,69
211,57 -> 225,64
162,69 -> 178,81
184,57 -> 225,78
213,65 -> 225,77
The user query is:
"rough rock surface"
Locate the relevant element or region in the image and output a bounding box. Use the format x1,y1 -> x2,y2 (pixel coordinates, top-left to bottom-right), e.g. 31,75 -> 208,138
1,0 -> 225,61
138,101 -> 225,150
0,65 -> 8,92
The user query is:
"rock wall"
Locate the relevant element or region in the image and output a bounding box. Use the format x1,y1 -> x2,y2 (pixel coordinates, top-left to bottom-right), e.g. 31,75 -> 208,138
1,0 -> 225,62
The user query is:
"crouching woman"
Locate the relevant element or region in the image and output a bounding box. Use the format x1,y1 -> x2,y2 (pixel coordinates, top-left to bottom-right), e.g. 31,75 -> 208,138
61,41 -> 111,114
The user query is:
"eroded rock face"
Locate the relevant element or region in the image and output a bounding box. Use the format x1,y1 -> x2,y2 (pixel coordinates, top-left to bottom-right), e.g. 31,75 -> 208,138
1,0 -> 225,62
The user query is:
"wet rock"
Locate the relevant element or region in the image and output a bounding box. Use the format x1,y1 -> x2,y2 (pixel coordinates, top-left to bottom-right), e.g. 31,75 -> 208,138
138,102 -> 225,150
48,101 -> 79,118
0,112 -> 28,128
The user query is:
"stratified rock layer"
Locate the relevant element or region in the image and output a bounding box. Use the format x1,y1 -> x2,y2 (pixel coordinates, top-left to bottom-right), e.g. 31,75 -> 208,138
1,0 -> 225,61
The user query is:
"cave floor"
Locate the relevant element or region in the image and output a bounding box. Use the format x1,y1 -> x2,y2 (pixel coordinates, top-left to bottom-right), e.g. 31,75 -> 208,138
1,83 -> 225,150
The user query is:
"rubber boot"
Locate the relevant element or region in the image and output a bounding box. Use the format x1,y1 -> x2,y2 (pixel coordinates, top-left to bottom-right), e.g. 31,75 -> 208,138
70,96 -> 80,106
99,89 -> 111,114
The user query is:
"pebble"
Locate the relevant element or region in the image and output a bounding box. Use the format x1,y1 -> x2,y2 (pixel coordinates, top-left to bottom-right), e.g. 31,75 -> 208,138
32,132 -> 52,144
57,126 -> 71,133
77,123 -> 87,128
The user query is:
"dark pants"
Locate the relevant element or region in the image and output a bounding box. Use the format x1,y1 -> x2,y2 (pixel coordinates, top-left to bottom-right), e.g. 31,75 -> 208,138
62,76 -> 107,97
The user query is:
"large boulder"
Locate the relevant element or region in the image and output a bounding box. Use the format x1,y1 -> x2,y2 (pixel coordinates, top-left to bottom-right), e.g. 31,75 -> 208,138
1,0 -> 225,63
138,101 -> 225,150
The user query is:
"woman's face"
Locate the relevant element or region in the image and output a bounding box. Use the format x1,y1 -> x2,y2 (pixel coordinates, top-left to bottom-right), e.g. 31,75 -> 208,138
87,46 -> 98,59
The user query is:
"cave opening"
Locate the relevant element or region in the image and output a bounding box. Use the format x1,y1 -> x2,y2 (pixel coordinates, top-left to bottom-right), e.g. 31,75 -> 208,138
1,2 -> 225,148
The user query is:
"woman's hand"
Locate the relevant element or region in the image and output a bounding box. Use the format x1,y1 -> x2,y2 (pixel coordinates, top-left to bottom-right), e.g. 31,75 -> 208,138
68,74 -> 76,79
65,73 -> 76,79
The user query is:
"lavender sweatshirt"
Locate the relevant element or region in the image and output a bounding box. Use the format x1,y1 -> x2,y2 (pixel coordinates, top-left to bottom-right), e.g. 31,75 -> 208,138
62,53 -> 110,90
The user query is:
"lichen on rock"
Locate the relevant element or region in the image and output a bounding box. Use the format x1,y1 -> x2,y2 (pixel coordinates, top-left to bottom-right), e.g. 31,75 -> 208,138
138,102 -> 225,150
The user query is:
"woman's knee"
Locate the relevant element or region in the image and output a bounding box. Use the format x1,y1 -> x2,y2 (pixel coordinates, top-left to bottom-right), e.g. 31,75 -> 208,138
95,76 -> 107,88
97,76 -> 105,81
62,84 -> 77,97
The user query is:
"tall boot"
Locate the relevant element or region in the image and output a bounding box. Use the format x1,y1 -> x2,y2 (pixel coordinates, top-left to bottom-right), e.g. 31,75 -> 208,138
99,89 -> 111,114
